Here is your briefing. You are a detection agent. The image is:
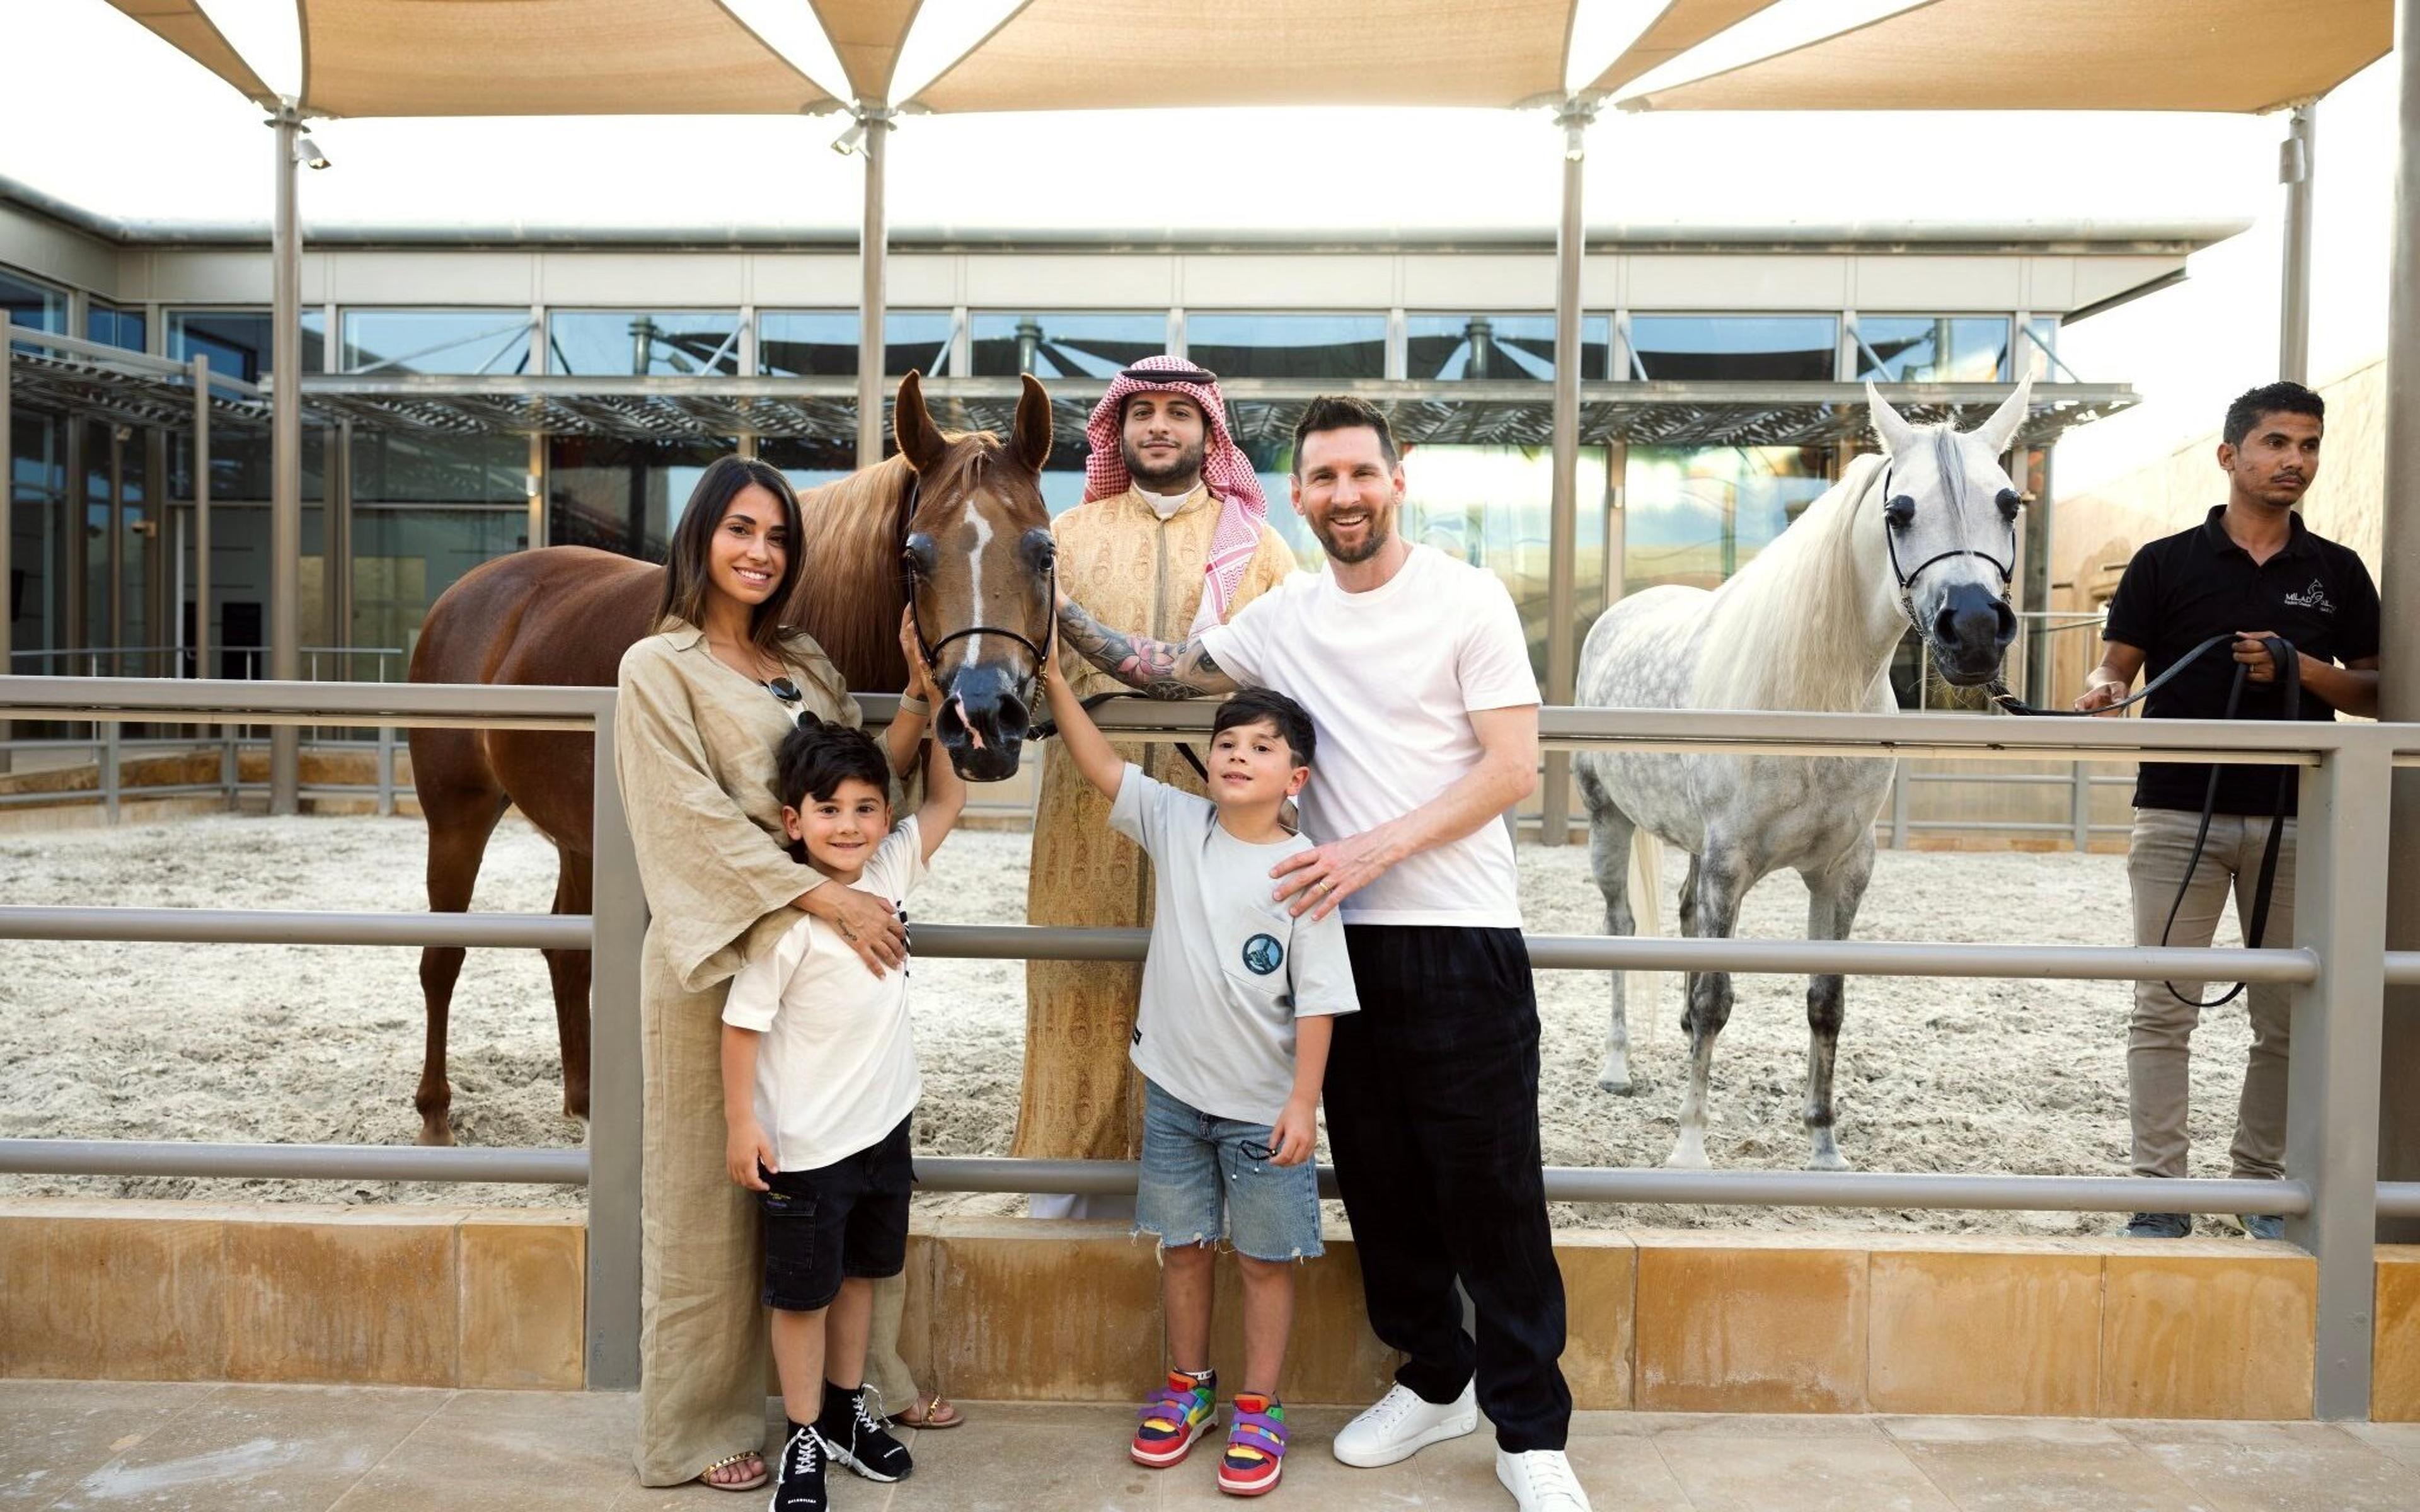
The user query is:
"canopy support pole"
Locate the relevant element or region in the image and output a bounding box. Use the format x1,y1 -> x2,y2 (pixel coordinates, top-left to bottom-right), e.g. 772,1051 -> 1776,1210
1540,95 -> 1598,847
269,105 -> 303,813
855,101 -> 896,471
2279,101 -> 2317,383
2378,0 -> 2420,1242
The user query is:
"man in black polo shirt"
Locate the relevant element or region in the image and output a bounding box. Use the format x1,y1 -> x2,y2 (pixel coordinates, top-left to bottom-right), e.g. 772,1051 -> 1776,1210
2077,381 -> 2380,1240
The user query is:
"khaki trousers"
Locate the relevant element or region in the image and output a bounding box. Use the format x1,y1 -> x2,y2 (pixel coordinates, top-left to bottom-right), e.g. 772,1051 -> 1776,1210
2125,807 -> 2296,1183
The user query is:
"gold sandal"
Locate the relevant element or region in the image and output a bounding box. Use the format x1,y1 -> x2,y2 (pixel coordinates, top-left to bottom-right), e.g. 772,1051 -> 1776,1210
890,1390 -> 964,1430
696,1450 -> 769,1491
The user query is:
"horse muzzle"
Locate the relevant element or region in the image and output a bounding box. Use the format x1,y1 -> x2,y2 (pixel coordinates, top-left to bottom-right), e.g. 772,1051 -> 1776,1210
934,660 -> 1035,782
1926,581 -> 2019,687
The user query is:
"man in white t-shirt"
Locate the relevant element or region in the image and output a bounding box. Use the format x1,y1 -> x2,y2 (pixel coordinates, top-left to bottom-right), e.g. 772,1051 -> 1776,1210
1056,396 -> 1586,1512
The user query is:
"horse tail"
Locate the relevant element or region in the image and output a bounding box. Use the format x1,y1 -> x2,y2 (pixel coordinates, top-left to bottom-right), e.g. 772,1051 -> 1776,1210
1626,827 -> 1663,1040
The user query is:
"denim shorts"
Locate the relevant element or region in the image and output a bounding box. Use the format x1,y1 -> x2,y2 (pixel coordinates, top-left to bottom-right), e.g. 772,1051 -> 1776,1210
1134,1079 -> 1322,1263
757,1113 -> 911,1312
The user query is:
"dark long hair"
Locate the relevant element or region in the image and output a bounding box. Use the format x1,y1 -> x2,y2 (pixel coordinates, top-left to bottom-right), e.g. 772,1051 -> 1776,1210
655,455 -> 805,655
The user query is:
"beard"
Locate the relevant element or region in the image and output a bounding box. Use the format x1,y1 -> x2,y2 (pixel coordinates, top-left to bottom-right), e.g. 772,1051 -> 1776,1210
1312,510 -> 1395,565
1122,435 -> 1206,492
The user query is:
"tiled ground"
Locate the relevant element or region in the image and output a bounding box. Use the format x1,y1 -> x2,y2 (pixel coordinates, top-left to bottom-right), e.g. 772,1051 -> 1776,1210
8,1382 -> 2420,1511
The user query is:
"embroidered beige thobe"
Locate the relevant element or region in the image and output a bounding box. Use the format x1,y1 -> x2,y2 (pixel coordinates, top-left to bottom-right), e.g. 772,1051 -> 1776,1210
615,621 -> 917,1486
1015,486 -> 1298,1160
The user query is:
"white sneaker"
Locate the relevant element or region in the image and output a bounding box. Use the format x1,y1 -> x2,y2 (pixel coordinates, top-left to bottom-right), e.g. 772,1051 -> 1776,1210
1495,1447 -> 1593,1511
1331,1380 -> 1478,1468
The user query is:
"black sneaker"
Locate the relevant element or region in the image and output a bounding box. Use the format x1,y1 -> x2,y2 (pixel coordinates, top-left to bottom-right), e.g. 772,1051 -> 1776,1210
816,1382 -> 914,1483
771,1423 -> 828,1512
2124,1211 -> 2191,1239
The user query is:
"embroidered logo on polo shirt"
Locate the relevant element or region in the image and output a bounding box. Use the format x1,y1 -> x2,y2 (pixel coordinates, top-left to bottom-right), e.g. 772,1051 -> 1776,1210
1241,934 -> 1284,975
2283,578 -> 2336,614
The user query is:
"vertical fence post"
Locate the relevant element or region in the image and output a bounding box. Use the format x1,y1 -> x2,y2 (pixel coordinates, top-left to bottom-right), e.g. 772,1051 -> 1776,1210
2285,730 -> 2392,1420
1890,761 -> 1910,849
221,727 -> 238,813
2070,761 -> 2090,852
101,722 -> 120,825
587,693 -> 646,1390
377,725 -> 396,816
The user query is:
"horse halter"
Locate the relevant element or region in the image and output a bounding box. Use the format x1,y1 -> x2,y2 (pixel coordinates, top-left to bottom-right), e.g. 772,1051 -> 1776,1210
1881,428 -> 2021,629
896,471 -> 1057,713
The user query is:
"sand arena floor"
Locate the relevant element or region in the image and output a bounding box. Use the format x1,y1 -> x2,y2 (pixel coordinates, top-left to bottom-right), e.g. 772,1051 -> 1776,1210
0,813 -> 2272,1235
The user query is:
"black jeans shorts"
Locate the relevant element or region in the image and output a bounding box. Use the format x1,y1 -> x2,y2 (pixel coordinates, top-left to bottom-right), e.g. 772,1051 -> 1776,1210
758,1113 -> 913,1312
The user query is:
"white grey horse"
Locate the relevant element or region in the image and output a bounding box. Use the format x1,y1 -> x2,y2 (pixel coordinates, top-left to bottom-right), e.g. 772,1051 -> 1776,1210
1574,380 -> 2032,1169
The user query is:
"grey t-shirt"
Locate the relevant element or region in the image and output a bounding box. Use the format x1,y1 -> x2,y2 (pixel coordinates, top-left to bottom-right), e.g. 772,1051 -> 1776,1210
1109,764 -> 1361,1127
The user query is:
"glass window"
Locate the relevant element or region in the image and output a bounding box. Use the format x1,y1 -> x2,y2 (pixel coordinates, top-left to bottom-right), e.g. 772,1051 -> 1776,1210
547,311 -> 740,376
3,268 -> 68,353
350,506 -> 532,660
1405,314 -> 1610,381
9,408 -> 67,660
350,432 -> 527,505
1628,316 -> 1838,382
342,309 -> 533,375
2024,316 -> 2062,381
758,310 -> 958,377
166,308 -> 327,384
546,437 -> 733,560
1184,314 -> 1385,381
85,301 -> 146,352
1855,316 -> 2010,383
969,312 -> 1168,378
758,435 -> 863,498
166,310 -> 328,503
1623,445 -> 1833,594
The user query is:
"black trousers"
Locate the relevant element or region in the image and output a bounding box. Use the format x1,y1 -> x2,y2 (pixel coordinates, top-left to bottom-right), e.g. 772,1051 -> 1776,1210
1327,924 -> 1571,1453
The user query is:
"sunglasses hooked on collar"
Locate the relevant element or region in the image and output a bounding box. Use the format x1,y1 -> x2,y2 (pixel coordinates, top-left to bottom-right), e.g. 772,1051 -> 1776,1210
1119,364 -> 1217,386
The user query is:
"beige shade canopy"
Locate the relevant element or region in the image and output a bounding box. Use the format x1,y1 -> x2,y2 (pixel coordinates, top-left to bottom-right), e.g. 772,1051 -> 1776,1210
105,0 -> 1785,117
107,0 -> 838,115
1623,0 -> 2392,115
908,0 -> 1781,113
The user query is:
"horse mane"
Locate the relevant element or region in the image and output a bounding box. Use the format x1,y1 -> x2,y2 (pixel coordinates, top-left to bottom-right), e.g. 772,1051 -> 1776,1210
790,454 -> 917,692
1690,451 -> 1893,713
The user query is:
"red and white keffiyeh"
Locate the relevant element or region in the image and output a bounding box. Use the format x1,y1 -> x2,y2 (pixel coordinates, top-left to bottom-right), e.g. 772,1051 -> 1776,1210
1082,355 -> 1269,635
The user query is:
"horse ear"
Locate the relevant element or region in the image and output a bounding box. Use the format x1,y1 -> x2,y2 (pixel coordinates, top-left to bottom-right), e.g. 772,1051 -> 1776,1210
1973,374 -> 2033,457
1865,381 -> 1921,457
892,369 -> 948,474
1010,373 -> 1054,472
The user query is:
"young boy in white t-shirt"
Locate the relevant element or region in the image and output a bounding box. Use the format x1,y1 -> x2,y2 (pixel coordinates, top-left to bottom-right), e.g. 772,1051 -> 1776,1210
1042,655 -> 1359,1499
722,713 -> 964,1512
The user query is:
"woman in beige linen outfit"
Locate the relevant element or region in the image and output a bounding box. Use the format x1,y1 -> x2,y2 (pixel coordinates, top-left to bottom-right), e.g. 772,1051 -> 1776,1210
616,457 -> 947,1491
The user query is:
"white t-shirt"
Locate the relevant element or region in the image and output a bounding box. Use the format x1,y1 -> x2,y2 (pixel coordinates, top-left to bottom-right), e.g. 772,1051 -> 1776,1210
721,818 -> 927,1172
1110,766 -> 1359,1126
1199,544 -> 1538,927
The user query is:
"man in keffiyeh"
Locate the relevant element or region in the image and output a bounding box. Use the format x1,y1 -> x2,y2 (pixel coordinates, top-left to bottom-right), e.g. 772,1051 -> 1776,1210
1016,357 -> 1299,1213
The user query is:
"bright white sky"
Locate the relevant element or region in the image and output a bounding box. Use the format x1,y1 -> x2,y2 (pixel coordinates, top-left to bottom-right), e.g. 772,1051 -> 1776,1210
0,3 -> 2400,495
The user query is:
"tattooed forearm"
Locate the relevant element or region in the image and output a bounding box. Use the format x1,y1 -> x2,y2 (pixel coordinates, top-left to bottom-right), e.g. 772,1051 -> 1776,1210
1056,599 -> 1238,699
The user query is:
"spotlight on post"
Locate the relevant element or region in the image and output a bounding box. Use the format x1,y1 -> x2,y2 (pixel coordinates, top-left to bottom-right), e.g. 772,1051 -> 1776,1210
831,118 -> 867,157
294,133 -> 331,170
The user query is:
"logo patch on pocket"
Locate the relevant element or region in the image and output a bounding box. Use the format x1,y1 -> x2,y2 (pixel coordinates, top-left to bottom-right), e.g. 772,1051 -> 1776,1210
1241,932 -> 1284,976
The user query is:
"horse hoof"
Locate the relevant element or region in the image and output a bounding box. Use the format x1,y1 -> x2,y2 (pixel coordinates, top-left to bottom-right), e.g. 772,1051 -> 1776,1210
1662,1140 -> 1711,1171
1806,1150 -> 1850,1172
1596,1062 -> 1635,1096
415,1122 -> 456,1148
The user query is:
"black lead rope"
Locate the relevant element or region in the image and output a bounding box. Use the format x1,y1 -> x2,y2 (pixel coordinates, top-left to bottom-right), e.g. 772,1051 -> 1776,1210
1986,633 -> 2298,1007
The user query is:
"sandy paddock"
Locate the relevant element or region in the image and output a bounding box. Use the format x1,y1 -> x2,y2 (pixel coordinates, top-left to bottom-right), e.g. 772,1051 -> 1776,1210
0,813 -> 2271,1235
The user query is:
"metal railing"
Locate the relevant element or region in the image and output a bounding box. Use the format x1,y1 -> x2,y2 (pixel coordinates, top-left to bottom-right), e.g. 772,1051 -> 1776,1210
0,679 -> 2414,1419
0,676 -> 644,1389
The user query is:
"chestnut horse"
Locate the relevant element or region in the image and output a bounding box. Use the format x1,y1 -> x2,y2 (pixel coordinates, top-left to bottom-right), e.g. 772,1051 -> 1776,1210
405,372 -> 1057,1145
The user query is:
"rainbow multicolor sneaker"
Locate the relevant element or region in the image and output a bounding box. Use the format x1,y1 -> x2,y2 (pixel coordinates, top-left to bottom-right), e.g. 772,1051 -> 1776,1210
1217,1394 -> 1289,1497
1131,1372 -> 1218,1467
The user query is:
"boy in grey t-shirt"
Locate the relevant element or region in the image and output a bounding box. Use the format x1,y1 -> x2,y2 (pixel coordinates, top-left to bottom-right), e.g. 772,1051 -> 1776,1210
1041,657 -> 1358,1499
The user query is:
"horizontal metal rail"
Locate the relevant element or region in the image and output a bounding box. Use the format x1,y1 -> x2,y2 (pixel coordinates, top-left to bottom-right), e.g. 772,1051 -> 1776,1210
909,922 -> 2316,984
916,1157 -> 2312,1214
0,1138 -> 587,1185
0,676 -> 610,731
0,907 -> 587,949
